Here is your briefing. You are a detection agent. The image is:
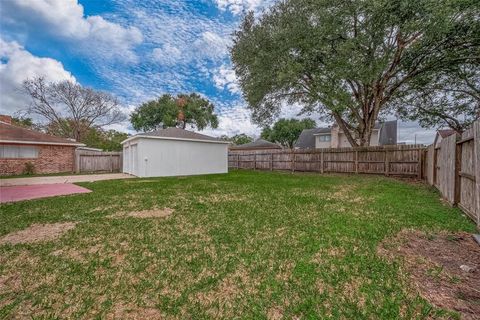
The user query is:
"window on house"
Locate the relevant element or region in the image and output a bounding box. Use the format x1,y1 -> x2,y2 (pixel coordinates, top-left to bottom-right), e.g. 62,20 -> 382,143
318,134 -> 331,142
0,145 -> 39,159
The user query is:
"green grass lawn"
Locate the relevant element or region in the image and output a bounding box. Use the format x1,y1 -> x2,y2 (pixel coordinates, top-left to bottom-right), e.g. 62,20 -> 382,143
0,170 -> 475,319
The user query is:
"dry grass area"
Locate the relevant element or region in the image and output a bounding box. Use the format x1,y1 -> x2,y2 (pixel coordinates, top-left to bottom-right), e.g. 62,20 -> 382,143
125,208 -> 174,219
0,170 -> 477,319
379,230 -> 480,320
0,222 -> 76,245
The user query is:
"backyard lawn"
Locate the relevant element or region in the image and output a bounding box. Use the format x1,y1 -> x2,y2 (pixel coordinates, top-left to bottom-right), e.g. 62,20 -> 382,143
0,170 -> 477,319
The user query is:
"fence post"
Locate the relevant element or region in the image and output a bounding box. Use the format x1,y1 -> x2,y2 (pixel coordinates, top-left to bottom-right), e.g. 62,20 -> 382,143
291,151 -> 295,173
320,150 -> 324,174
355,150 -> 359,174
254,153 -> 257,170
385,150 -> 390,176
270,153 -> 273,171
454,138 -> 462,205
473,120 -> 480,226
417,149 -> 423,180
237,154 -> 240,169
110,153 -> 113,172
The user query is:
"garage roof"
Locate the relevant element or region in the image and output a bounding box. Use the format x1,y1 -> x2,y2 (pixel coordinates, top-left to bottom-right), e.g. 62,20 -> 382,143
122,127 -> 229,144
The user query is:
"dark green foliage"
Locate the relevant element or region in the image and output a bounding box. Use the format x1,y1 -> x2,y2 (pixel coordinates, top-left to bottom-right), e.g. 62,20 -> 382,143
83,128 -> 129,151
231,0 -> 479,146
397,65 -> 480,133
261,118 -> 316,148
11,117 -> 36,130
220,133 -> 254,145
130,93 -> 219,132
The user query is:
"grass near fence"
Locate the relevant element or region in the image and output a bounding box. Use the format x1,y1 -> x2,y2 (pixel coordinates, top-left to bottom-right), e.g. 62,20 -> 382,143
0,170 -> 475,319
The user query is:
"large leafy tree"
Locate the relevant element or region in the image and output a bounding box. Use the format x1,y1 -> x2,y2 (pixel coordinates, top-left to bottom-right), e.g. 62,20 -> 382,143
397,65 -> 480,133
261,118 -> 316,148
130,93 -> 219,132
231,0 -> 479,146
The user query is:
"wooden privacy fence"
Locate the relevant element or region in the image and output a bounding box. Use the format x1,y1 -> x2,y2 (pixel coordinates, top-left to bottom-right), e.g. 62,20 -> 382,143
230,119 -> 480,227
424,120 -> 480,226
74,150 -> 122,173
229,145 -> 424,177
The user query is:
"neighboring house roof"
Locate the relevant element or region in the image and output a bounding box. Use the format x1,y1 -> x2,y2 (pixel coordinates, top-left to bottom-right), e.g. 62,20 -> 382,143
295,128 -> 330,149
294,120 -> 398,148
437,129 -> 456,138
122,127 -> 229,144
230,139 -> 282,150
0,122 -> 84,146
77,146 -> 103,152
378,120 -> 397,145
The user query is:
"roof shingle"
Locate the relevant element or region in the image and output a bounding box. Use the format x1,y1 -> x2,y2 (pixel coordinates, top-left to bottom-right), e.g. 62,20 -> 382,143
128,127 -> 225,143
230,139 -> 282,150
0,122 -> 84,146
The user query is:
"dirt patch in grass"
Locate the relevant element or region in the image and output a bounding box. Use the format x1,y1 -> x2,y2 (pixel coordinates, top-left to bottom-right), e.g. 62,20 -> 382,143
267,305 -> 284,320
378,230 -> 480,319
0,222 -> 76,245
192,267 -> 259,318
110,208 -> 174,219
106,303 -> 163,320
197,193 -> 246,204
127,208 -> 174,218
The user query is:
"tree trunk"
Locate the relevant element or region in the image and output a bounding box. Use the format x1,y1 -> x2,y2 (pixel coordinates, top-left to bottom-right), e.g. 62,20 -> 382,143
332,112 -> 359,147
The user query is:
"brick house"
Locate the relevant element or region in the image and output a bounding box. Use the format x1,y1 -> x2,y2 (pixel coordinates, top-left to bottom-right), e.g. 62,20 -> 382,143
0,115 -> 84,176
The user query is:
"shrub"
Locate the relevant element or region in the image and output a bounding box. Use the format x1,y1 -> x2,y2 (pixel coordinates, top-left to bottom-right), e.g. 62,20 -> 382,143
22,162 -> 35,175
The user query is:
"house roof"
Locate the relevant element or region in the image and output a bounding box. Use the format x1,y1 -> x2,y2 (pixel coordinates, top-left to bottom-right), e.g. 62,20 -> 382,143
378,120 -> 397,145
122,127 -> 229,144
294,120 -> 398,148
230,139 -> 282,150
0,122 -> 84,146
437,129 -> 456,138
295,128 -> 330,149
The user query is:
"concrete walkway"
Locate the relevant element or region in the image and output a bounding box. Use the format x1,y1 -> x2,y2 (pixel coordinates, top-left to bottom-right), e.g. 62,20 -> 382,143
0,173 -> 133,187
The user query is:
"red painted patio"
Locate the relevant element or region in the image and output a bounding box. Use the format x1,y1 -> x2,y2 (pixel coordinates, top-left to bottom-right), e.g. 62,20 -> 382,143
0,184 -> 91,203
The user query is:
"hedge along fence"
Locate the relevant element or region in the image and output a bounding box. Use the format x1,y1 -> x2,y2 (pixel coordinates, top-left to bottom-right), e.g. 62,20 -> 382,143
229,144 -> 424,178
424,119 -> 480,226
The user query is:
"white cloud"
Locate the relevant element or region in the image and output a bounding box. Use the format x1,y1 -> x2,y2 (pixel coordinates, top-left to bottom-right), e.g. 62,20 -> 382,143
152,44 -> 182,66
0,38 -> 75,114
201,103 -> 260,137
1,0 -> 143,62
213,64 -> 241,94
214,0 -> 269,15
151,31 -> 230,66
200,101 -> 327,138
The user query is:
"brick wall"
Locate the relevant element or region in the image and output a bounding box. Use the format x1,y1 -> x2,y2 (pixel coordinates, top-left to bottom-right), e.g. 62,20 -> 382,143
0,144 -> 76,175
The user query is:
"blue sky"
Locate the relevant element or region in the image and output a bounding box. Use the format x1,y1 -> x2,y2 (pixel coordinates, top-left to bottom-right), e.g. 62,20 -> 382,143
0,0 -> 436,143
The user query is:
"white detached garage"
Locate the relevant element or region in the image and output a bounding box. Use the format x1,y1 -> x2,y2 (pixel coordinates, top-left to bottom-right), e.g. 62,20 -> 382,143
121,128 -> 229,177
